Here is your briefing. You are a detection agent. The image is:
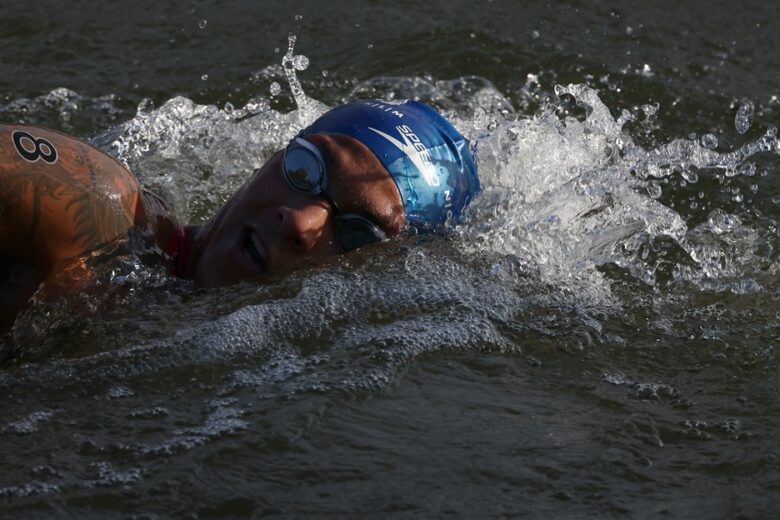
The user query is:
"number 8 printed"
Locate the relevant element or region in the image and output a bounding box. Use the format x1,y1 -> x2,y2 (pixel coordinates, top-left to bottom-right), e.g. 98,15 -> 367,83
12,130 -> 58,164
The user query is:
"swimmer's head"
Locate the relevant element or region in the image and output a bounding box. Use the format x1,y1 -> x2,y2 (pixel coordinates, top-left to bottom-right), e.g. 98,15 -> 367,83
191,99 -> 479,288
300,99 -> 480,230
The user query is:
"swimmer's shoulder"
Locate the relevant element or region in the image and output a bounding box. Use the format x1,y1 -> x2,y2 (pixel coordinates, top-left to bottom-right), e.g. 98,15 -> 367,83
0,123 -> 147,262
0,124 -> 183,332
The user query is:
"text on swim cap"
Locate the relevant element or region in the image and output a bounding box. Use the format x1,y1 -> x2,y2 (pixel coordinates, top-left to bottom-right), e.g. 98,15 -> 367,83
362,100 -> 405,118
368,125 -> 440,187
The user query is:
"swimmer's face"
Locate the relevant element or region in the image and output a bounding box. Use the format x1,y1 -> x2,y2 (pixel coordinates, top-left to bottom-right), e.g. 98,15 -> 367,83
193,134 -> 405,288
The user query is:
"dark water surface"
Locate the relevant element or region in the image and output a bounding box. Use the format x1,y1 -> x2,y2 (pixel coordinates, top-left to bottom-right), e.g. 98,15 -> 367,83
3,1 -> 780,517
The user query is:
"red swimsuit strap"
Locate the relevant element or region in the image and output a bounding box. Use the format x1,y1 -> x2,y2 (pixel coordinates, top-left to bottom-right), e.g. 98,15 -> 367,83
166,227 -> 191,278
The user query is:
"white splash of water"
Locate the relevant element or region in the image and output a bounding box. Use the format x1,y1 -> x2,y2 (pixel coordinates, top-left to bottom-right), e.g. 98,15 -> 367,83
456,83 -> 779,295
93,35 -> 328,222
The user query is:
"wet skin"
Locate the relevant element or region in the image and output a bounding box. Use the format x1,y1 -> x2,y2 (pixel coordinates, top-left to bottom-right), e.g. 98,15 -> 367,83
190,134 -> 406,288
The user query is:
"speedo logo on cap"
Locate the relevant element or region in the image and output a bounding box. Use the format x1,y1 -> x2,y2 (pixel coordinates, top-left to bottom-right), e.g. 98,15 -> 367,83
368,125 -> 440,187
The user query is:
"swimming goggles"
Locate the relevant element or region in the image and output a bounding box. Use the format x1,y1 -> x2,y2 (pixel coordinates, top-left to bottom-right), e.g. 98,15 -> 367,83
282,137 -> 388,252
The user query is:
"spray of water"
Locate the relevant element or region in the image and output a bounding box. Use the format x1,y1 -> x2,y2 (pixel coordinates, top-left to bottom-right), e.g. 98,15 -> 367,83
456,82 -> 779,297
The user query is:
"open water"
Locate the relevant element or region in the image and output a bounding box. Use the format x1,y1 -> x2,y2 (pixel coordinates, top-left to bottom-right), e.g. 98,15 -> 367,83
2,1 -> 780,517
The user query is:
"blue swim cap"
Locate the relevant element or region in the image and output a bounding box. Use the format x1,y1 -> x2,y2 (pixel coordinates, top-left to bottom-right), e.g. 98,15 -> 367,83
300,99 -> 480,230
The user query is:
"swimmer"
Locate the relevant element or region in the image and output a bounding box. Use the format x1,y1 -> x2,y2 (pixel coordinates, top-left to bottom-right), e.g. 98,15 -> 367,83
0,99 -> 479,330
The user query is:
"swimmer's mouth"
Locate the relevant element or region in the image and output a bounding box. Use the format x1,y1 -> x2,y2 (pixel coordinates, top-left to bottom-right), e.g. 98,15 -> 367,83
244,229 -> 267,273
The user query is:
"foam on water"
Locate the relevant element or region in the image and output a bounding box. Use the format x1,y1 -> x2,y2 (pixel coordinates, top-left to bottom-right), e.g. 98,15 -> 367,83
0,87 -> 128,133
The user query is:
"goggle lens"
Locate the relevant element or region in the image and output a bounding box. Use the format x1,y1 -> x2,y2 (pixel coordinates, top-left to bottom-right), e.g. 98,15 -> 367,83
284,145 -> 323,192
335,215 -> 387,252
282,137 -> 390,253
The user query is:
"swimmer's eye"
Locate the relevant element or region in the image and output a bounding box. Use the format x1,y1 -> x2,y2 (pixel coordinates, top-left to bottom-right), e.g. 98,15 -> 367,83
282,137 -> 387,252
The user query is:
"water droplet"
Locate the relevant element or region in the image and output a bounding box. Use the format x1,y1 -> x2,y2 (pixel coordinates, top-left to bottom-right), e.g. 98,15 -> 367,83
681,169 -> 698,183
274,47 -> 280,54
735,100 -> 754,134
201,74 -> 208,81
198,19 -> 207,29
294,14 -> 303,21
281,33 -> 309,111
137,97 -> 154,114
641,102 -> 659,116
321,70 -> 329,77
269,82 -> 282,96
690,201 -> 698,209
701,133 -> 718,149
367,43 -> 374,49
531,30 -> 540,38
292,55 -> 309,71
646,181 -> 662,199
223,101 -> 234,113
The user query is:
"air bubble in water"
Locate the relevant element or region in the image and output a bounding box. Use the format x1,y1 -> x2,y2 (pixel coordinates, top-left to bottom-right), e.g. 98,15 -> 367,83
198,19 -> 207,29
269,82 -> 282,96
201,74 -> 208,81
294,14 -> 303,21
292,55 -> 309,71
701,133 -> 718,149
735,100 -> 754,134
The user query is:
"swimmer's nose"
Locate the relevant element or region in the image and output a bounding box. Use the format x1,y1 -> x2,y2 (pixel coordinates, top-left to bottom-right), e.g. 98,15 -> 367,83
277,203 -> 329,252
